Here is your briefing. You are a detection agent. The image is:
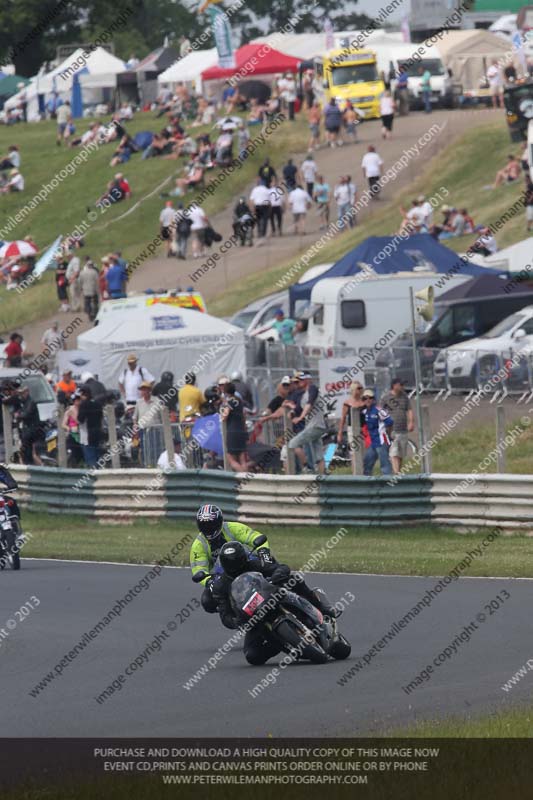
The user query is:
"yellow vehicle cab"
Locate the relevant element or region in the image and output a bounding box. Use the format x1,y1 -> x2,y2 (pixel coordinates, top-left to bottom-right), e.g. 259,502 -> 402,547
320,48 -> 385,119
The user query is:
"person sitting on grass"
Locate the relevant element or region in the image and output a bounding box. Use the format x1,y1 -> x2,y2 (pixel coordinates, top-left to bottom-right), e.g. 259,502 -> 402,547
0,144 -> 20,171
493,154 -> 521,188
0,168 -> 24,193
95,173 -> 131,208
175,160 -> 204,194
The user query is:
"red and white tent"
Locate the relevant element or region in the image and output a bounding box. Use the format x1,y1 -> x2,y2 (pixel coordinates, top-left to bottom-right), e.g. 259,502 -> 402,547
201,43 -> 300,81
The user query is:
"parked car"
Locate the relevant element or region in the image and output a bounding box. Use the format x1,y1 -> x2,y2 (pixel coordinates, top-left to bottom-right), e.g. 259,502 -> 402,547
0,369 -> 56,422
434,306 -> 533,389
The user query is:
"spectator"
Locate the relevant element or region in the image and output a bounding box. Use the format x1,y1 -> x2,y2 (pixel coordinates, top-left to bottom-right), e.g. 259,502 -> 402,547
4,333 -> 23,367
152,370 -> 178,419
237,123 -> 250,159
418,194 -> 434,229
288,184 -> 311,235
287,372 -> 327,474
307,100 -> 321,149
525,174 -> 533,232
175,203 -> 192,259
0,168 -> 24,193
462,209 -> 475,234
283,72 -> 297,121
471,227 -> 498,256
61,389 -> 83,464
438,207 -> 466,240
314,174 -> 331,228
343,101 -> 359,143
324,98 -> 343,147
230,370 -> 255,413
268,183 -> 285,236
80,371 -> 107,406
282,158 -> 299,191
302,69 -> 315,109
159,201 -> 176,258
493,154 -> 521,188
0,145 -> 20,171
99,256 -> 110,300
346,175 -> 357,228
56,101 -> 71,145
334,176 -> 351,229
380,90 -> 395,139
178,372 -> 205,421
157,437 -> 186,471
337,381 -> 364,445
261,375 -> 292,421
188,203 -> 209,258
106,255 -> 128,299
487,59 -> 503,109
301,152 -> 318,198
16,385 -> 43,466
55,259 -> 69,312
78,385 -> 103,467
361,145 -> 383,199
399,199 -> 427,234
381,378 -> 414,474
55,369 -> 77,404
360,388 -> 393,476
419,66 -> 432,114
220,382 -> 250,471
41,321 -> 64,368
66,251 -> 82,312
79,257 -> 99,321
257,308 -> 296,344
118,354 -> 154,405
133,381 -> 162,429
249,178 -> 271,241
222,80 -> 237,110
258,158 -> 276,188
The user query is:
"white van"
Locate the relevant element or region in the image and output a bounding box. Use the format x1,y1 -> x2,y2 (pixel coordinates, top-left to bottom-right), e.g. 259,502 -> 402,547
304,272 -> 469,353
374,43 -> 456,109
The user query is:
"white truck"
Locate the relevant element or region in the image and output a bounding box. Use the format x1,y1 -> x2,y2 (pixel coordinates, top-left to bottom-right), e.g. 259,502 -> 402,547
303,272 -> 469,355
373,42 -> 456,109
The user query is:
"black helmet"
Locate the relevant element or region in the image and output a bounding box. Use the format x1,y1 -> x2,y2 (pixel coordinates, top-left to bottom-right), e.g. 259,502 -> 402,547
219,541 -> 248,578
196,504 -> 223,541
161,371 -> 174,384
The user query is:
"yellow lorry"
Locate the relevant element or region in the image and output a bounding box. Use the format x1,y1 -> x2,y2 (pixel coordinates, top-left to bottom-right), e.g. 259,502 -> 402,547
318,48 -> 385,119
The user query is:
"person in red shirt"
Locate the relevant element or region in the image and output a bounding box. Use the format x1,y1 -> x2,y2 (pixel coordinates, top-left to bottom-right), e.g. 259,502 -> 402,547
4,332 -> 23,367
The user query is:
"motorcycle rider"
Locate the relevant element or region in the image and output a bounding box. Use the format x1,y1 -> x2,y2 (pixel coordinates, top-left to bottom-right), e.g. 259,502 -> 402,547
191,504 -> 338,621
212,541 -> 338,665
232,197 -> 254,246
230,370 -> 255,413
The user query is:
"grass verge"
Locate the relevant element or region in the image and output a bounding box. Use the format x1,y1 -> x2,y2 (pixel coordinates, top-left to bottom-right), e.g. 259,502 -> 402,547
21,512 -> 533,577
392,705 -> 533,737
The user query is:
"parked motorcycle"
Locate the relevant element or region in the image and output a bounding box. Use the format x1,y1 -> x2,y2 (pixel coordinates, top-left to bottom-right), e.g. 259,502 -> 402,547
0,467 -> 23,571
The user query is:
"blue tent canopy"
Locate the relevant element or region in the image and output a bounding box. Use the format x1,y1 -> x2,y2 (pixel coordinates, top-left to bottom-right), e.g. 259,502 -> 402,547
71,69 -> 89,118
289,234 -> 498,315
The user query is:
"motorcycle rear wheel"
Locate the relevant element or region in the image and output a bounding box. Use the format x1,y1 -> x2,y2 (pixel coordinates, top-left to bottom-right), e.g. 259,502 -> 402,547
3,527 -> 20,570
275,619 -> 328,664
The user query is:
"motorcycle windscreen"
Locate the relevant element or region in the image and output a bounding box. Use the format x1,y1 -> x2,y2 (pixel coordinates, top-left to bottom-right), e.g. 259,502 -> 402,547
231,572 -> 271,617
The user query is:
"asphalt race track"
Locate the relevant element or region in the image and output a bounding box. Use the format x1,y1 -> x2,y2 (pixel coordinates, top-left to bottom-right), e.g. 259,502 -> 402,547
0,559 -> 531,737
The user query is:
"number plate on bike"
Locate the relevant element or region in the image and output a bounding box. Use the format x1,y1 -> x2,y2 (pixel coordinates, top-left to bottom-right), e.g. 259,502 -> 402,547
242,591 -> 265,617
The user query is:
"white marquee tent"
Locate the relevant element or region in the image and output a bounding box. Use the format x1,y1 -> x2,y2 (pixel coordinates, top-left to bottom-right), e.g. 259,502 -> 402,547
77,305 -> 245,389
157,48 -> 218,91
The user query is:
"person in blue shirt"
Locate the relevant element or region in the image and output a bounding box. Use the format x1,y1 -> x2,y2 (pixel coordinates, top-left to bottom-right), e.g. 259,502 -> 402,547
256,309 -> 296,344
106,256 -> 128,299
419,66 -> 432,114
360,388 -> 393,476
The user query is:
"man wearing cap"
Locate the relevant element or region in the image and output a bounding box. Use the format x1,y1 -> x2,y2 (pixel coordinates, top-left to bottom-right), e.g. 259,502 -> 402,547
360,389 -> 393,476
261,376 -> 292,422
381,379 -> 414,474
119,354 -> 155,405
288,373 -> 327,473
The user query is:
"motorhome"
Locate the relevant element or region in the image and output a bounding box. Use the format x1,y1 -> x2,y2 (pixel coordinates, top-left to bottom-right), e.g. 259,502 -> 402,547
374,43 -> 456,109
304,272 -> 469,355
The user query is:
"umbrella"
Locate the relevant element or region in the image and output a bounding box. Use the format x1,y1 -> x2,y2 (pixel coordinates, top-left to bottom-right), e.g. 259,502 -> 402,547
239,79 -> 271,104
0,240 -> 38,259
213,115 -> 242,130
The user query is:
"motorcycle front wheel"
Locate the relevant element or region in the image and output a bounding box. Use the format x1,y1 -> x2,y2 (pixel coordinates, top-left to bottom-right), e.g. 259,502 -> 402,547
275,619 -> 328,664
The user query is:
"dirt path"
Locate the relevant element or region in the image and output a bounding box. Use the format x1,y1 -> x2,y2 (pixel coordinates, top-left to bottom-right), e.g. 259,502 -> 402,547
16,107 -> 499,354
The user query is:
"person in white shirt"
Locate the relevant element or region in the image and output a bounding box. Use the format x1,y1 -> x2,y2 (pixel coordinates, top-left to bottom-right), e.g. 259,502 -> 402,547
418,194 -> 434,228
1,168 -> 24,193
159,201 -> 176,257
119,354 -> 155,405
334,176 -> 351,229
487,60 -> 503,109
66,253 -> 82,312
268,184 -> 285,236
301,153 -> 318,198
157,439 -> 186,471
361,145 -> 384,199
41,320 -> 64,370
249,179 -> 271,240
288,185 -> 311,235
379,90 -> 395,139
400,199 -> 427,234
282,73 -> 297,120
187,204 -> 209,257
345,175 -> 357,228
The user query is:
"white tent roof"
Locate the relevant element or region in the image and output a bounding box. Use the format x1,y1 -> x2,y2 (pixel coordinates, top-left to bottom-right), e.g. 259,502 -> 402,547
158,48 -> 218,84
77,305 -> 245,389
252,30 -> 406,61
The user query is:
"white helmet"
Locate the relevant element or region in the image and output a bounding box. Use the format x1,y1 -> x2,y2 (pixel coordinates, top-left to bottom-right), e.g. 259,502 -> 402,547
81,371 -> 94,383
230,370 -> 243,382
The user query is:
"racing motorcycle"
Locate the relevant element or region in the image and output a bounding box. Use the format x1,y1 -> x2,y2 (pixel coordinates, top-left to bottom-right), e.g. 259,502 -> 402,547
193,537 -> 351,664
0,467 -> 23,571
